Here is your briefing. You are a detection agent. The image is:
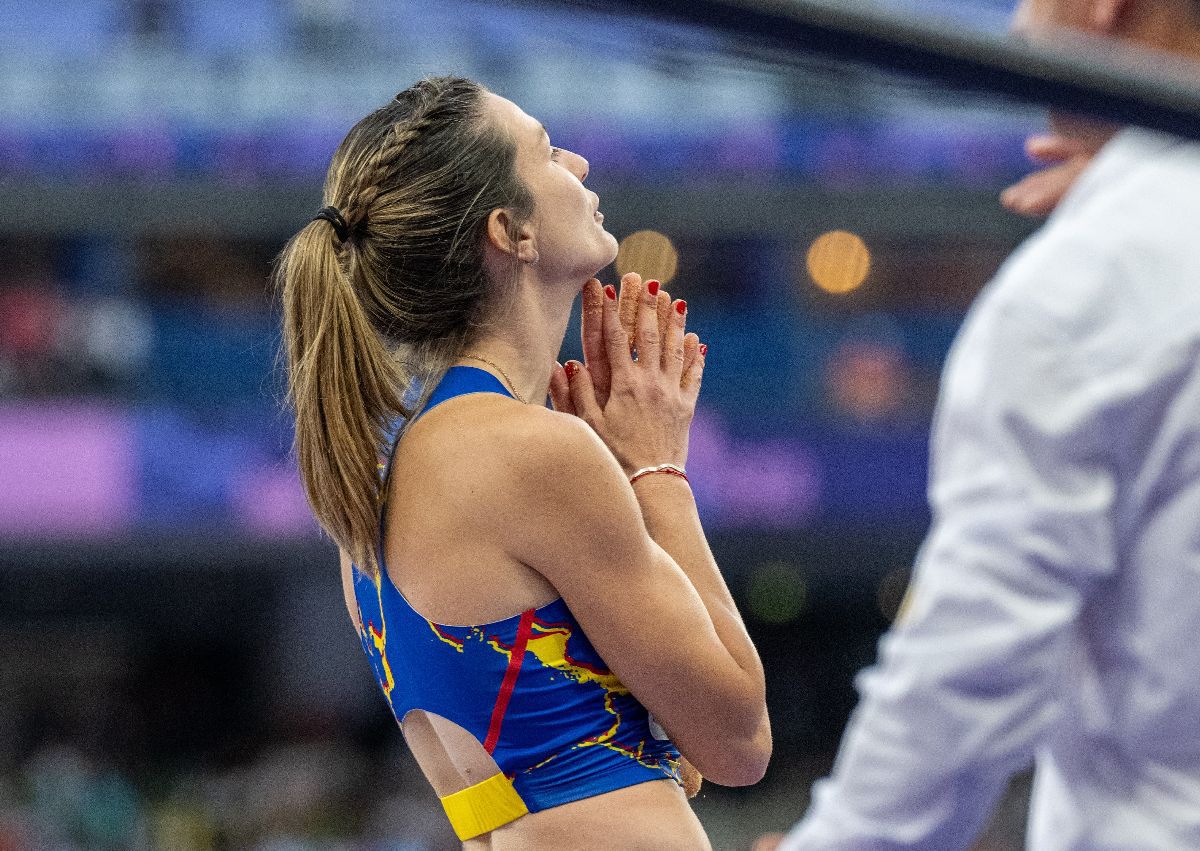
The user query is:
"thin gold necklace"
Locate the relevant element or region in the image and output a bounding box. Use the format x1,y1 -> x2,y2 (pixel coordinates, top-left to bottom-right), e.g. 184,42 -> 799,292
459,354 -> 527,404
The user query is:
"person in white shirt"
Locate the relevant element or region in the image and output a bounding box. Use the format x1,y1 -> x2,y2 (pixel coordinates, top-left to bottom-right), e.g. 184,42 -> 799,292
758,0 -> 1200,848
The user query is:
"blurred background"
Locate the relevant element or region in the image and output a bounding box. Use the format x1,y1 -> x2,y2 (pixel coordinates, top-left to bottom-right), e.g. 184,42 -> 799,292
0,0 -> 1053,847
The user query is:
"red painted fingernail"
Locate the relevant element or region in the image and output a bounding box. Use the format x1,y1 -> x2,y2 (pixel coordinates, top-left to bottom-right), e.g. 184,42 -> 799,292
604,285 -> 616,300
647,280 -> 660,296
675,300 -> 687,315
564,361 -> 579,379
699,343 -> 708,357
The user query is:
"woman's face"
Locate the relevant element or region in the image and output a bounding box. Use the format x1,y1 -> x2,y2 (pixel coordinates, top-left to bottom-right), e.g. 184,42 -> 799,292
483,92 -> 619,281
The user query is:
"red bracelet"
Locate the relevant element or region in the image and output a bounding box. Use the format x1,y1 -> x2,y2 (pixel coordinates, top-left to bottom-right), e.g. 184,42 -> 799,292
629,463 -> 689,486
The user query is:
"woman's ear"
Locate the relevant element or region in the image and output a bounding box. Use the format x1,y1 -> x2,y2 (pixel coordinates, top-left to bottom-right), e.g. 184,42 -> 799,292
486,208 -> 538,264
486,208 -> 516,255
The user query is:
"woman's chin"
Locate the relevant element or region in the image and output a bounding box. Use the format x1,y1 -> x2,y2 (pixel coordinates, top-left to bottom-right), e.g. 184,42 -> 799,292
600,232 -> 620,264
560,234 -> 619,281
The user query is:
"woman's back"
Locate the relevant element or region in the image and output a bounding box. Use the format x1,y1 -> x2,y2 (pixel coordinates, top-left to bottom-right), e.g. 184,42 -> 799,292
345,367 -> 708,848
383,385 -> 558,626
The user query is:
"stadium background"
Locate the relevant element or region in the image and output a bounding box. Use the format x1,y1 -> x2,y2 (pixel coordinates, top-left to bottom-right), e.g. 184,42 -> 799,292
0,1 -> 1051,847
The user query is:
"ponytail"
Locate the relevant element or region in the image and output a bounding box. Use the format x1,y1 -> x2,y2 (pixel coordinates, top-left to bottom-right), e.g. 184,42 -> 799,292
277,220 -> 408,575
275,77 -> 534,577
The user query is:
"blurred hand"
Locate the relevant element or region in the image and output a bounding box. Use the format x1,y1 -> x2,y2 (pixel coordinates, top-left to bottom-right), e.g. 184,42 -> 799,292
1000,130 -> 1112,218
752,834 -> 786,851
549,276 -> 703,474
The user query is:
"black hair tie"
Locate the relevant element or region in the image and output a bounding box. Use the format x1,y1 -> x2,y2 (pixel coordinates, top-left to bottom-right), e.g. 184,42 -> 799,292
313,206 -> 349,242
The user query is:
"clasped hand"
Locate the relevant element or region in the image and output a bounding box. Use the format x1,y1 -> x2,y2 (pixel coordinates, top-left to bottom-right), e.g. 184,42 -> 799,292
548,273 -> 706,477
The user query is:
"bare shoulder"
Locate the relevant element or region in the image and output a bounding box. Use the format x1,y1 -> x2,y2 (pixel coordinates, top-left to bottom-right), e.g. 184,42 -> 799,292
397,397 -> 639,575
398,396 -> 627,526
416,397 -> 618,487
408,394 -> 586,444
483,403 -> 628,504
472,397 -> 600,446
483,406 -> 649,578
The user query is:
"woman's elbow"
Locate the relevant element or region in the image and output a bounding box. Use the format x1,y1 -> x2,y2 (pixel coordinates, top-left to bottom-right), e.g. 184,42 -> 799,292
730,722 -> 773,785
693,716 -> 772,786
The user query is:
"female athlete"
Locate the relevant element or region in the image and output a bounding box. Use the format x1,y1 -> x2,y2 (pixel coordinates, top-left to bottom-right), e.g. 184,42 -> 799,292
276,76 -> 770,850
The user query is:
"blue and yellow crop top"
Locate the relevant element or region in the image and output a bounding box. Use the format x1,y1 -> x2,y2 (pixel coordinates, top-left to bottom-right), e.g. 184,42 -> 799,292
351,366 -> 682,841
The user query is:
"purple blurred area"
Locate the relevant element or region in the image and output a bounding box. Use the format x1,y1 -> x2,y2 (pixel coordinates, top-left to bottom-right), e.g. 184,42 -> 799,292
0,404 -> 135,537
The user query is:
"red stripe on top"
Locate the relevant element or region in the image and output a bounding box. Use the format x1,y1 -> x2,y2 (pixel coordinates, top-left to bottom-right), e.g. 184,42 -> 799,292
483,608 -> 535,755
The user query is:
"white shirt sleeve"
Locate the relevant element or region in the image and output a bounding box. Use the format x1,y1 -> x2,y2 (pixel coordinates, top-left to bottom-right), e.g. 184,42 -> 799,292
780,238 -> 1124,849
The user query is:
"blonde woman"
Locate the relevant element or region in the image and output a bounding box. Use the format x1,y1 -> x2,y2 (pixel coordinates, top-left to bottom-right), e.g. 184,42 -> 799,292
276,77 -> 770,850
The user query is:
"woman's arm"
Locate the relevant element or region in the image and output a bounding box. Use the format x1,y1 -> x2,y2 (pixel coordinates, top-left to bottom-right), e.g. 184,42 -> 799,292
630,472 -> 767,733
505,413 -> 769,786
552,275 -> 751,647
533,278 -> 768,785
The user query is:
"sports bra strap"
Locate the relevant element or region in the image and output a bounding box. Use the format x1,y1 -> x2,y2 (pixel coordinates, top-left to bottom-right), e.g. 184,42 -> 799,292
379,365 -> 515,484
420,366 -> 514,420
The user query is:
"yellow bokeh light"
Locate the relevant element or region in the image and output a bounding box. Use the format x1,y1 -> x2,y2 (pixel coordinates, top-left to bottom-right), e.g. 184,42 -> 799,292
806,230 -> 871,294
616,230 -> 679,286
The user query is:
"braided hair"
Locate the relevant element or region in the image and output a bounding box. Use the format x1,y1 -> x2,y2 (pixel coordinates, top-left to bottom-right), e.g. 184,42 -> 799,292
276,77 -> 535,573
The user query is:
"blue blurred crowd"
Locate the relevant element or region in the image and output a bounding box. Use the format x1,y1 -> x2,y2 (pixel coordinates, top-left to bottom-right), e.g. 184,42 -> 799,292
0,228 -> 985,538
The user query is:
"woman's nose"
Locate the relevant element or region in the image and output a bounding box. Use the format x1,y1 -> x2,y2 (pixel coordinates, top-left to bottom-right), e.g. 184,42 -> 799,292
567,150 -> 589,183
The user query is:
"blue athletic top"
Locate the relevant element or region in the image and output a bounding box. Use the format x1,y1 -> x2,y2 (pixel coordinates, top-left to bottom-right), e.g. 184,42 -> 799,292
351,366 -> 682,828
